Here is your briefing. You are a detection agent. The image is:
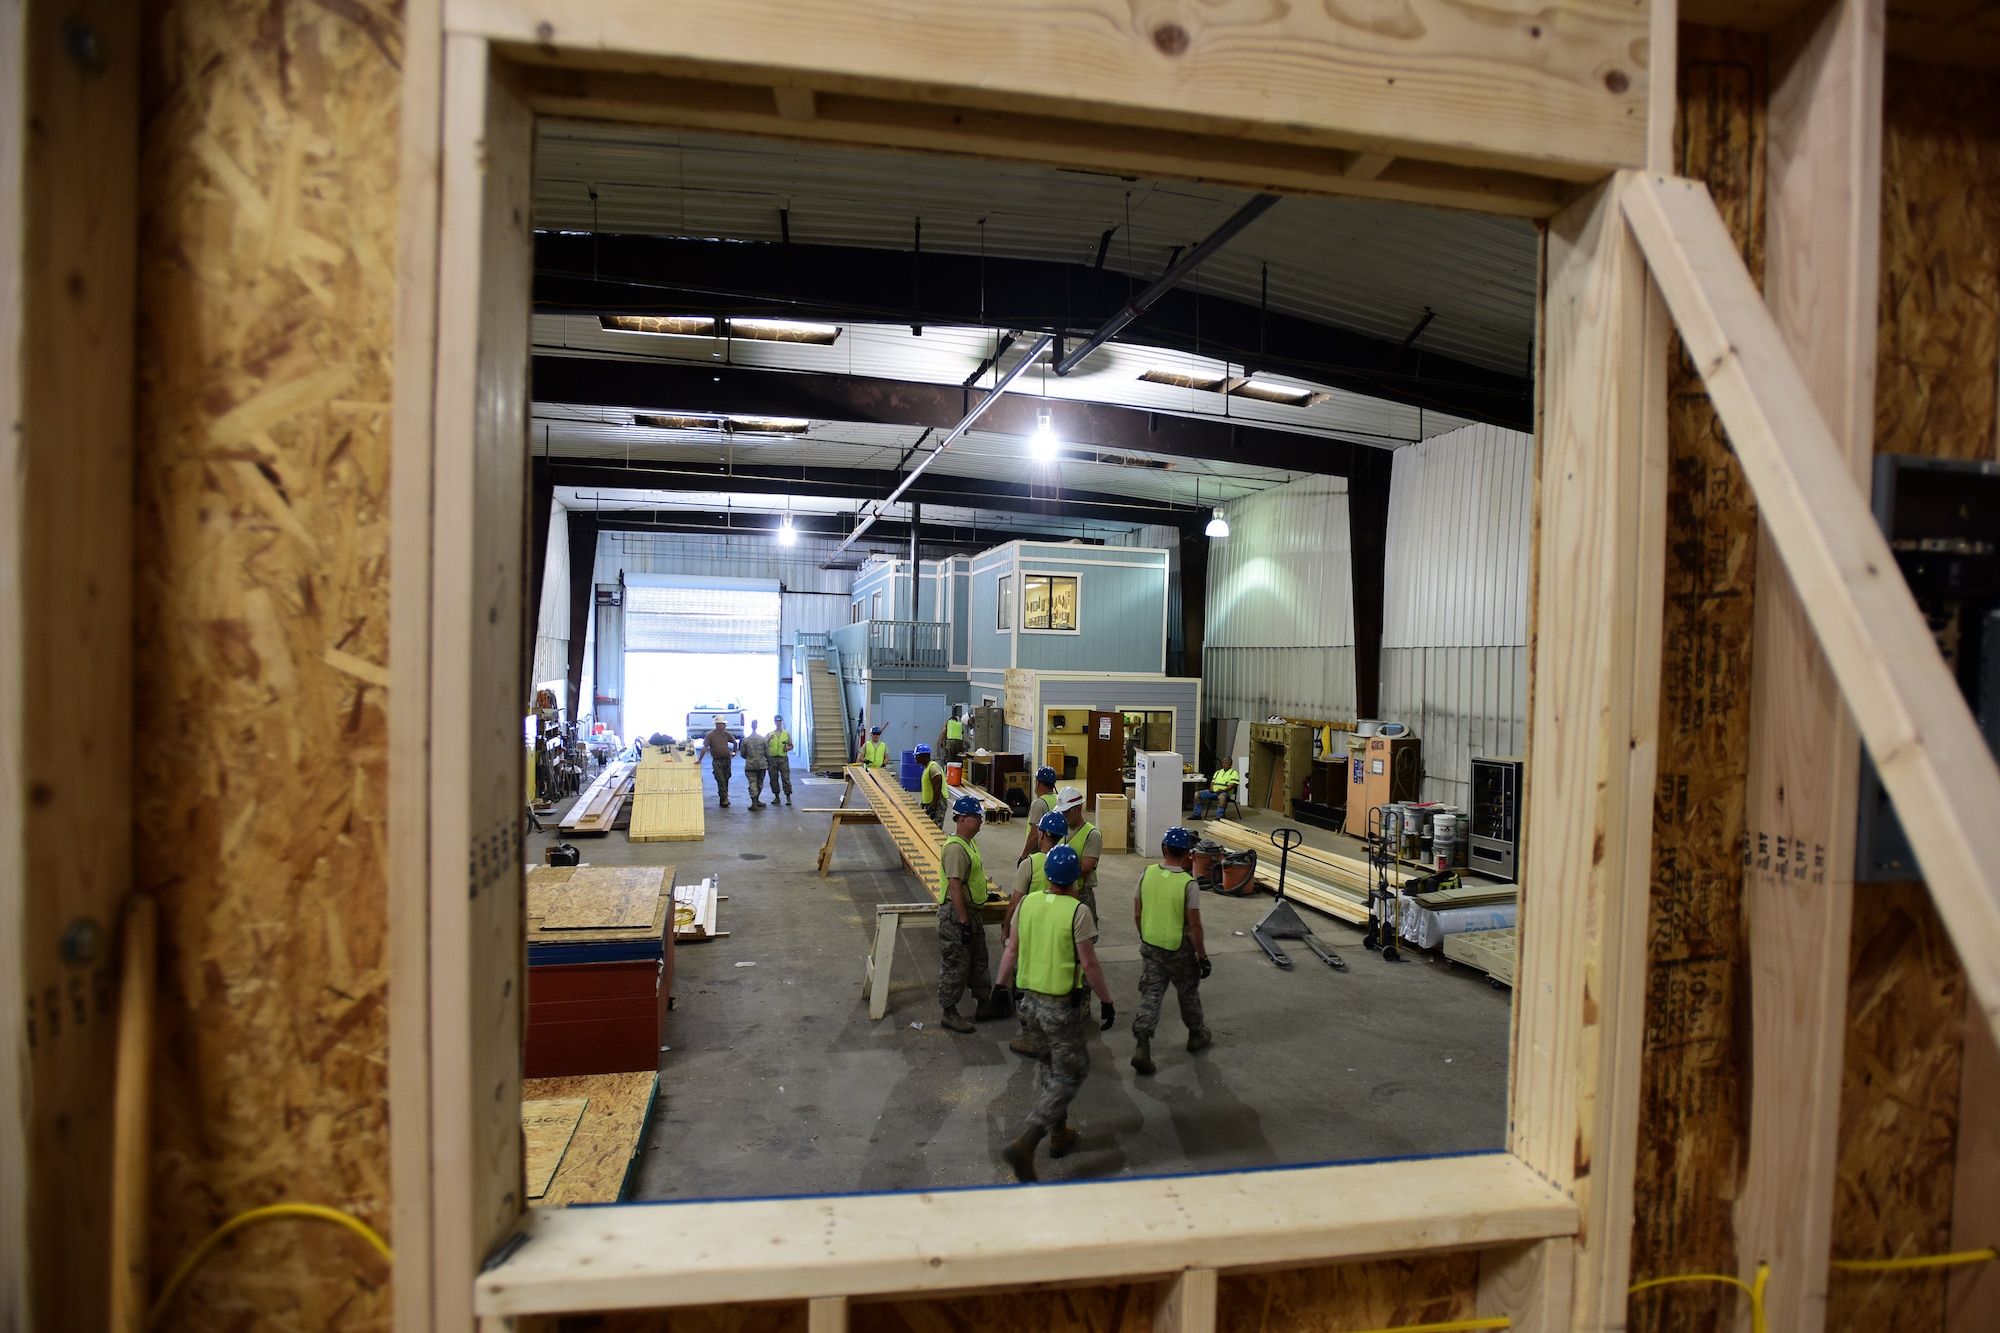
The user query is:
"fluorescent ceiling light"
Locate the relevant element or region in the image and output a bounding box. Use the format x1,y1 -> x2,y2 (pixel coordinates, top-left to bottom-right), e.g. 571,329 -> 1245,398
1029,409 -> 1059,462
1205,511 -> 1230,538
1138,369 -> 1331,409
632,413 -> 811,435
600,314 -> 841,344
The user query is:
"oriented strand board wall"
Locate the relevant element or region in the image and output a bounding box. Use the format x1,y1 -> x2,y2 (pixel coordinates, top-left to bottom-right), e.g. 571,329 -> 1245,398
1625,24 -> 1764,1332
1824,55 -> 2000,1333
133,0 -> 401,1326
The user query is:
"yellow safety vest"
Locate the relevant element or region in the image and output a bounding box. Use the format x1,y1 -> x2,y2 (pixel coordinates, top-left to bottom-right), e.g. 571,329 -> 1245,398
1064,822 -> 1098,886
1212,768 -> 1239,792
936,835 -> 990,906
920,762 -> 946,805
946,718 -> 964,740
1016,890 -> 1083,996
1025,851 -> 1051,896
767,729 -> 791,756
863,741 -> 887,767
1138,864 -> 1193,951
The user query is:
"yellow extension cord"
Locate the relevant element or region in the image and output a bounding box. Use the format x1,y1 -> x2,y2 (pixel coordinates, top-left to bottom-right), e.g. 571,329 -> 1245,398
148,1203 -> 393,1330
1830,1246 -> 1999,1273
1628,1263 -> 1770,1333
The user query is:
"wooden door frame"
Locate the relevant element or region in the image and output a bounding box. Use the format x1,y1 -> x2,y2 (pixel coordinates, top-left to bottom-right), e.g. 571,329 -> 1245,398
390,5 -> 1678,1330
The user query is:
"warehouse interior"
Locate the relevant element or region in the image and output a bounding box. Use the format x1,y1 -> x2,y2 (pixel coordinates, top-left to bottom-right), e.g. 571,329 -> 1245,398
17,2 -> 2000,1329
518,125 -> 1543,1201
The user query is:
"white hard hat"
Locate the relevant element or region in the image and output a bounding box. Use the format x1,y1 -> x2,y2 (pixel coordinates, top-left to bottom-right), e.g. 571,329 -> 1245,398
1053,786 -> 1085,814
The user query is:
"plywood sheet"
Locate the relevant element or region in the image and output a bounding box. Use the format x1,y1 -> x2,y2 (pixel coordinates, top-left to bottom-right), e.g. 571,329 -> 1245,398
522,1072 -> 659,1208
629,789 -> 705,842
1626,26 -> 1766,1330
541,866 -> 666,930
526,864 -> 576,921
522,1098 -> 588,1200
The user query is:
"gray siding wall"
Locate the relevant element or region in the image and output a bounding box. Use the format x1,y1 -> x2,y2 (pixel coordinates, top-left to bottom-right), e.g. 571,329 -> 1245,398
1202,474 -> 1357,726
1377,422 -> 1533,807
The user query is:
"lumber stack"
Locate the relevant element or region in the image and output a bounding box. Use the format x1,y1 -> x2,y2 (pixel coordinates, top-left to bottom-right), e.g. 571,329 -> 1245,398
948,781 -> 1011,822
671,877 -> 725,941
1199,820 -> 1385,925
562,759 -> 637,835
628,745 -> 705,842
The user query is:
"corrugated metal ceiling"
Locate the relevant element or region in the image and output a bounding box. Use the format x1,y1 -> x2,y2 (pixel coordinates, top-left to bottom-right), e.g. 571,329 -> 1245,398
534,123 -> 1539,380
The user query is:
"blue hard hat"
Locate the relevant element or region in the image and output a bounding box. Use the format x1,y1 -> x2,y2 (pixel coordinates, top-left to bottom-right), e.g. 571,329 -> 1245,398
951,794 -> 985,818
1044,844 -> 1082,886
1034,766 -> 1058,787
1037,810 -> 1069,839
1162,825 -> 1197,852
914,743 -> 931,756
870,725 -> 881,734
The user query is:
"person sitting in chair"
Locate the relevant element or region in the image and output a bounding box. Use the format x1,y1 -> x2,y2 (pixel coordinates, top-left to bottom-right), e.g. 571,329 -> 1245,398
1191,763 -> 1241,821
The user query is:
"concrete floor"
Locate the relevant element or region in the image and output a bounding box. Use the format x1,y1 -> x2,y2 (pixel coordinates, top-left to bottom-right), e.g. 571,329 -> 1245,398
528,769 -> 1510,1199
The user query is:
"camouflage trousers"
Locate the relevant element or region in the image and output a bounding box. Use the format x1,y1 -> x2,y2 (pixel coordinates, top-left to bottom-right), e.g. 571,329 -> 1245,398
1133,940 -> 1204,1040
1016,990 -> 1090,1133
743,760 -> 768,803
709,758 -> 733,803
936,903 -> 992,1012
766,756 -> 792,798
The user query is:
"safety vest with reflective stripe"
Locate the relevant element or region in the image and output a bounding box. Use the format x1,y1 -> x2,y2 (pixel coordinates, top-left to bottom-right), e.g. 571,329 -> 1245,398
936,835 -> 989,906
1016,890 -> 1083,996
1139,864 -> 1194,951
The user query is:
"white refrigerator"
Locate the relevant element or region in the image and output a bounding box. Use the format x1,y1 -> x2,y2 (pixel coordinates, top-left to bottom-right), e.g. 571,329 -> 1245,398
1131,749 -> 1183,856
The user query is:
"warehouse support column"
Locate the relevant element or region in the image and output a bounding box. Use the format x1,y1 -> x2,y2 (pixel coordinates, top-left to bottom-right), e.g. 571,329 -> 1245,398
565,513 -> 597,721
1347,449 -> 1392,720
908,501 -> 921,619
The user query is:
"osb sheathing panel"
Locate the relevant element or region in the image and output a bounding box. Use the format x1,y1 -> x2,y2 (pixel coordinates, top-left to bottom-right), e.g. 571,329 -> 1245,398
1216,1255 -> 1478,1331
855,1281 -> 1158,1332
1822,56 -> 2000,1333
133,0 -> 401,1326
1625,24 -> 1764,1332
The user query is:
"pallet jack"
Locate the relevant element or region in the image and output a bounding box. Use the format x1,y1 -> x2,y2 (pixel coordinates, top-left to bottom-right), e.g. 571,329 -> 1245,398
1251,826 -> 1345,970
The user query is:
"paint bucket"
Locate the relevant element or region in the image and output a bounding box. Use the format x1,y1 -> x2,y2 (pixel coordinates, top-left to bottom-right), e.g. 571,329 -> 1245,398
946,761 -> 964,786
1432,811 -> 1462,868
1376,805 -> 1402,845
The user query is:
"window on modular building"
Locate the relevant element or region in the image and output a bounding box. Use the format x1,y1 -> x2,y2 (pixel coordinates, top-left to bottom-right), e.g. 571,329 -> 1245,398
620,578 -> 780,742
1024,574 -> 1078,631
997,574 -> 1013,630
871,590 -> 884,619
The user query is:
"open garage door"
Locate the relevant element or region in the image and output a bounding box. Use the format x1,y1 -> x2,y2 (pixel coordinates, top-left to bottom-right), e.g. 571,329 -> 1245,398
622,574 -> 781,743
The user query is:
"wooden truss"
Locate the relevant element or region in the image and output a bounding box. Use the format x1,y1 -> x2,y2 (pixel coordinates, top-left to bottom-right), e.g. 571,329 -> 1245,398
361,3 -> 1998,1331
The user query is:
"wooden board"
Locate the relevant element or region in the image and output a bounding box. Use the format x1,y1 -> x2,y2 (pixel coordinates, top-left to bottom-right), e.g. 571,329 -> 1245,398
522,1098 -> 589,1199
540,866 -> 667,931
527,866 -> 675,949
673,878 -> 726,942
522,1072 -> 659,1208
629,789 -> 707,842
564,759 -> 638,834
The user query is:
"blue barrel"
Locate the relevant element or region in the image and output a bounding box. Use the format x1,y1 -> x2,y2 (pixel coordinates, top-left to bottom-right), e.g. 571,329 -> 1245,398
899,749 -> 922,792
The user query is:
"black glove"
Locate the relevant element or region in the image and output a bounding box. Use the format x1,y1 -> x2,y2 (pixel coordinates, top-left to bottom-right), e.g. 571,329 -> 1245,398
1098,1000 -> 1117,1032
1199,956 -> 1213,979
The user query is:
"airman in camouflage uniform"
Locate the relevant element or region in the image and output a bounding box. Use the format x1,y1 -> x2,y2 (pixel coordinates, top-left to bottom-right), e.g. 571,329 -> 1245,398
1130,826 -> 1212,1075
936,796 -> 1005,1032
994,843 -> 1116,1182
742,720 -> 770,810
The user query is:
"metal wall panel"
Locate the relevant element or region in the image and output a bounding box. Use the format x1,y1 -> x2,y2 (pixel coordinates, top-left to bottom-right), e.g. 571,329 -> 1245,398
1376,422 -> 1533,804
1201,474 -> 1357,725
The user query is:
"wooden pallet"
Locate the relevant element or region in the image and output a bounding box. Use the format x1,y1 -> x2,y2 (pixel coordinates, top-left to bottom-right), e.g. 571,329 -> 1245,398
1443,926 -> 1517,987
562,760 -> 637,835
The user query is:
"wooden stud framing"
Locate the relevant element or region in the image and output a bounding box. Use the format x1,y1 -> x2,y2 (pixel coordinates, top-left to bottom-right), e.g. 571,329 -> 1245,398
1154,1268 -> 1218,1333
384,8 -> 1681,1327
1511,171 -> 1669,1331
1623,174 -> 2000,1050
1734,2 -> 1883,1328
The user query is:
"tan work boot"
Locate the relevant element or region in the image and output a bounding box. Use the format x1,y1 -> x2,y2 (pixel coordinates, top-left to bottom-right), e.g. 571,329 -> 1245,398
1131,1036 -> 1156,1075
941,1009 -> 974,1034
1047,1124 -> 1079,1158
1003,1127 -> 1045,1182
1009,1031 -> 1041,1057
1186,1027 -> 1213,1053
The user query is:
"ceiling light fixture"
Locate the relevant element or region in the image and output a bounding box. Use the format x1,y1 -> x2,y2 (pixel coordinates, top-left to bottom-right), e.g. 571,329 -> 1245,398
1137,369 -> 1331,409
1030,409 -> 1059,462
1205,509 -> 1230,538
777,514 -> 799,546
600,315 -> 841,345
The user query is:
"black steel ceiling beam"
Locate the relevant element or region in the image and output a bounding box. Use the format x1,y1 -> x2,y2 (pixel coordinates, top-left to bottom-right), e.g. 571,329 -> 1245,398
533,357 -> 1399,480
533,233 -> 1530,428
547,460 -> 1207,529
585,509 -> 1100,551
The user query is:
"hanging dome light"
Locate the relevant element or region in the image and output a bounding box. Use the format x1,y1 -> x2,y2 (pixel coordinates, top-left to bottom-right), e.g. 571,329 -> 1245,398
1029,408 -> 1059,462
1205,510 -> 1230,538
777,514 -> 799,546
